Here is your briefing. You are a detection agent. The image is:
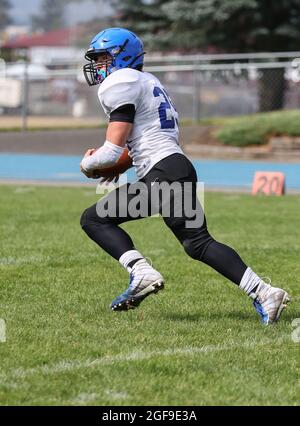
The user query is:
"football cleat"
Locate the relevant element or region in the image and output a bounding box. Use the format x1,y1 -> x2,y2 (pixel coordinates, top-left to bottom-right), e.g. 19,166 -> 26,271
111,259 -> 164,311
252,283 -> 290,325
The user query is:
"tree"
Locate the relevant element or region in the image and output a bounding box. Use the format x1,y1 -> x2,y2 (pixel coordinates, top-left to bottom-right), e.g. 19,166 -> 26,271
116,0 -> 300,111
112,0 -> 174,50
165,0 -> 300,111
163,0 -> 300,52
0,0 -> 11,31
31,0 -> 66,32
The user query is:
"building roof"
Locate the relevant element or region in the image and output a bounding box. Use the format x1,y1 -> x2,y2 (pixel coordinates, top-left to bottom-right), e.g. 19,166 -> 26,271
2,28 -> 76,49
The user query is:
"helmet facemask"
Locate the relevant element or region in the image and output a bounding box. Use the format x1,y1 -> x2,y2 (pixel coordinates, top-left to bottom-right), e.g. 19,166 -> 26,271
83,51 -> 113,86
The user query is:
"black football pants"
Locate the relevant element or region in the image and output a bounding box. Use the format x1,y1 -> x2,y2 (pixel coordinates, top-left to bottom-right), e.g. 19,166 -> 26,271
80,154 -> 247,285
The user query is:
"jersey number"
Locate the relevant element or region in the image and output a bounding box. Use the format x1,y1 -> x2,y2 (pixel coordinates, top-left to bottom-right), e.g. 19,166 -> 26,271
153,86 -> 176,129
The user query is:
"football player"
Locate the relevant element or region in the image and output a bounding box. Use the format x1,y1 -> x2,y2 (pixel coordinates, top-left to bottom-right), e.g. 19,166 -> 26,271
80,27 -> 289,324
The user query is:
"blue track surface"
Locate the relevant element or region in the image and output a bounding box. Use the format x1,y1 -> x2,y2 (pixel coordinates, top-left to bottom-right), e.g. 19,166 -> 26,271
0,153 -> 300,190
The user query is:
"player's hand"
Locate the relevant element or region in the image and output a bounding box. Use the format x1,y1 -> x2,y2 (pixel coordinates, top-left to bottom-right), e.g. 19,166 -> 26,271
98,175 -> 120,185
80,164 -> 96,179
80,148 -> 97,178
83,148 -> 97,157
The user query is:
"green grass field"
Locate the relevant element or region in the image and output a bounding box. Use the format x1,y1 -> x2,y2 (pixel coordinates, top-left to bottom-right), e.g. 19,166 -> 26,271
0,185 -> 299,406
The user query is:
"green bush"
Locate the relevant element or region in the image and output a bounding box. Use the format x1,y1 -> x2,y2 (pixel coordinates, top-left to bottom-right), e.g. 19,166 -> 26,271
214,110 -> 300,147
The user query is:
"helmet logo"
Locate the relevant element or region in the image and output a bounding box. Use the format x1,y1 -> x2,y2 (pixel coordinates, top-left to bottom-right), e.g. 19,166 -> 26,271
111,47 -> 121,55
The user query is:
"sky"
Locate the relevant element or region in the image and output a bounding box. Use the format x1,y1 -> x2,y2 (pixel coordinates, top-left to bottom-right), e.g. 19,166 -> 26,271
10,0 -> 114,26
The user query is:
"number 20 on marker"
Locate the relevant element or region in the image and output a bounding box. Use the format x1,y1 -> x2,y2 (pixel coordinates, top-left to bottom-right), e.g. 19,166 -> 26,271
252,171 -> 285,196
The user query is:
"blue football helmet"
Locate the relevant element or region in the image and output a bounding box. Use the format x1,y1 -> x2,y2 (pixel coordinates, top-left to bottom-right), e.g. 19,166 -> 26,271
83,27 -> 145,86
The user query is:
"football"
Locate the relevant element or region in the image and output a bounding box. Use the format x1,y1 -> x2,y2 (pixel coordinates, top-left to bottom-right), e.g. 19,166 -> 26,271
92,148 -> 133,178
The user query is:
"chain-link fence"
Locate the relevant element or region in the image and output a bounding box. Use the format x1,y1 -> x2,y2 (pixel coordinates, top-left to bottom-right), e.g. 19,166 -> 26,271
1,52 -> 300,129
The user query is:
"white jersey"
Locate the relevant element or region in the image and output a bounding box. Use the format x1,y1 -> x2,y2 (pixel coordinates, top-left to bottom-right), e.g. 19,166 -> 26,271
98,68 -> 183,178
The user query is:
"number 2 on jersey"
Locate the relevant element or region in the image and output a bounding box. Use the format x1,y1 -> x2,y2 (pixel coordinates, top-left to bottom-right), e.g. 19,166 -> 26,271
153,86 -> 177,129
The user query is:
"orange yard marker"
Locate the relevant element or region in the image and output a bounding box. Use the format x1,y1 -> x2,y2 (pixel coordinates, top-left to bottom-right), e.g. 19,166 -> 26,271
252,171 -> 285,196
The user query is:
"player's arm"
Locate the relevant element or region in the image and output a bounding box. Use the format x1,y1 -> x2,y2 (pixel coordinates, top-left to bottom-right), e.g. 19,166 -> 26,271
80,104 -> 135,177
106,121 -> 132,148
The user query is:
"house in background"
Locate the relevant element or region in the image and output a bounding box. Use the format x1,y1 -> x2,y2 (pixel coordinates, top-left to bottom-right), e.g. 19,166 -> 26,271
0,21 -> 113,116
1,27 -> 84,66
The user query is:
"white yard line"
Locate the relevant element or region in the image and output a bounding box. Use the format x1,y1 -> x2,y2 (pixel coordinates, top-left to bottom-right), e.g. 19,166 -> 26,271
1,335 -> 289,386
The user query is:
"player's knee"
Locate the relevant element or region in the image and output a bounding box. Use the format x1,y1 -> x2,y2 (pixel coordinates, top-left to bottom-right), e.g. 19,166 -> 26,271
80,208 -> 90,230
80,206 -> 100,230
182,238 -> 200,259
182,233 -> 214,260
80,206 -> 110,230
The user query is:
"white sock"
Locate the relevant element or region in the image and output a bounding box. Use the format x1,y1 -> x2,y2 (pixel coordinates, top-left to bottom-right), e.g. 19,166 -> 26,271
239,267 -> 269,297
119,250 -> 144,273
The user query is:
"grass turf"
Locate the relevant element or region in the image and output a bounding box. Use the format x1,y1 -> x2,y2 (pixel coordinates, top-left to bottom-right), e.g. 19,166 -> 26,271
0,185 -> 299,406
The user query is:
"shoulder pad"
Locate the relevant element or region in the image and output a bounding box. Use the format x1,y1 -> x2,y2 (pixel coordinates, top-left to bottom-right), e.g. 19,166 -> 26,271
100,68 -> 140,91
98,69 -> 142,114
